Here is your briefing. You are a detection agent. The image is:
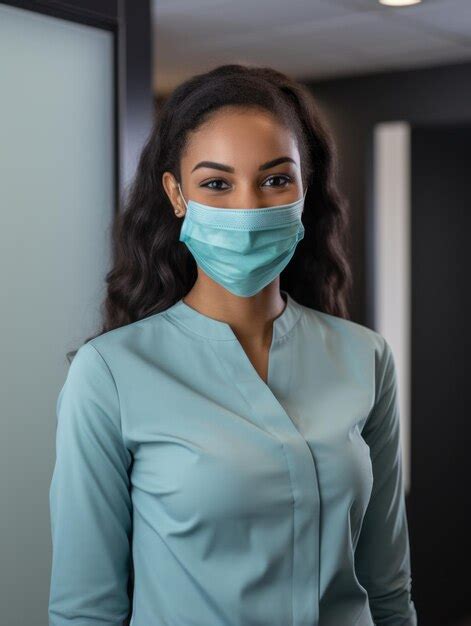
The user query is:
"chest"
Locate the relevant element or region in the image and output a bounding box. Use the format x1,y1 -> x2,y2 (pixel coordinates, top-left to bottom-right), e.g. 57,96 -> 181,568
117,330 -> 375,530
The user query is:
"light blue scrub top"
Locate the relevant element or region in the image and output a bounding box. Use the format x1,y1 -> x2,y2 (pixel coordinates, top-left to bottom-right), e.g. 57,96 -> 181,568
48,290 -> 418,626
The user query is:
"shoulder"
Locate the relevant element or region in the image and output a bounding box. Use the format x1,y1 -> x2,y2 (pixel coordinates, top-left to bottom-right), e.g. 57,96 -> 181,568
295,302 -> 394,398
65,310 -> 179,396
59,340 -> 118,415
298,303 -> 388,358
63,311 -> 167,398
297,306 -> 397,420
87,310 -> 170,356
65,308 -> 172,377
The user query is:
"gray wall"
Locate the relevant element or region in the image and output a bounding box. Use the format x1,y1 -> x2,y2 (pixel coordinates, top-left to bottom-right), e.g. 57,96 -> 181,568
306,61 -> 471,326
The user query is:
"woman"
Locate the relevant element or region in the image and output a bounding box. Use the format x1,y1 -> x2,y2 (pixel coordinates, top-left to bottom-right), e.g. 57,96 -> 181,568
48,64 -> 418,626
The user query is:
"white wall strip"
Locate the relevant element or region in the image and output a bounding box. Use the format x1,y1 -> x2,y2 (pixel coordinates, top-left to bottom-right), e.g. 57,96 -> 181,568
373,121 -> 412,495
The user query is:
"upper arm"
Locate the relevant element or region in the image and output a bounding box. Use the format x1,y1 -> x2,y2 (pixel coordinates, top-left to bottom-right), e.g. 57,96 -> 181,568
48,341 -> 133,626
355,336 -> 418,625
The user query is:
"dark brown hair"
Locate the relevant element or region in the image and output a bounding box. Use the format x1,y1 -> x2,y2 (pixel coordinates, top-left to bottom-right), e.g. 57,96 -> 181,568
70,63 -> 352,360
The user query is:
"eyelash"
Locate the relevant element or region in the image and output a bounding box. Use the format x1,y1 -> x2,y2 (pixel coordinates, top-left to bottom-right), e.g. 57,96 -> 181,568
200,175 -> 293,191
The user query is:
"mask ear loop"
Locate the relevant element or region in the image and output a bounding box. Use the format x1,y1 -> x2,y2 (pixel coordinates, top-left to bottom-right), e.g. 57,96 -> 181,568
177,181 -> 189,211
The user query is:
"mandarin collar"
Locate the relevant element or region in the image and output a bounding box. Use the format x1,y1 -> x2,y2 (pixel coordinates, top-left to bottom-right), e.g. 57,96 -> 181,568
164,289 -> 303,341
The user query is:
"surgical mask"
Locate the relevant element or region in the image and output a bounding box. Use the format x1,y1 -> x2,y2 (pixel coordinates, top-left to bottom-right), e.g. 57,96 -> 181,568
177,182 -> 307,297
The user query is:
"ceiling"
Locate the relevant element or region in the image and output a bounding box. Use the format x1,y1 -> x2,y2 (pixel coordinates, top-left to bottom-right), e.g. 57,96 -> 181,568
152,0 -> 471,96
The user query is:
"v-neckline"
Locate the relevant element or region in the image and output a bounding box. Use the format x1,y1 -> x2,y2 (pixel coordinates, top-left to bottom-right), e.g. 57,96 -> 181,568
164,289 -> 302,342
163,289 -> 304,392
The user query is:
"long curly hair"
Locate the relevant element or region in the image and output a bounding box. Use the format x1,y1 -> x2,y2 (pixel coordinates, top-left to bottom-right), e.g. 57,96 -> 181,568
70,63 -> 353,360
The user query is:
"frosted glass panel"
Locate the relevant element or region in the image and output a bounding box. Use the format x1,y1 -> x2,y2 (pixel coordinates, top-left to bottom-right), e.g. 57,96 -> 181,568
0,5 -> 115,624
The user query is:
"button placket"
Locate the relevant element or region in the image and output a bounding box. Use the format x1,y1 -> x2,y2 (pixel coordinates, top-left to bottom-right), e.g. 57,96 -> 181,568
210,331 -> 321,626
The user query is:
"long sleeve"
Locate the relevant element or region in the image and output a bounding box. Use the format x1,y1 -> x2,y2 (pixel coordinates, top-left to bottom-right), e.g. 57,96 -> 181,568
354,337 -> 418,625
48,341 -> 133,626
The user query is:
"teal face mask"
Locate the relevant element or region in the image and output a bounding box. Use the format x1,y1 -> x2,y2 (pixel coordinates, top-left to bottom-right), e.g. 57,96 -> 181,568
177,183 -> 307,297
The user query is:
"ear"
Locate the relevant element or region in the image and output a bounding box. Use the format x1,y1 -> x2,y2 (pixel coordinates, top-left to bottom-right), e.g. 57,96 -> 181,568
162,172 -> 187,217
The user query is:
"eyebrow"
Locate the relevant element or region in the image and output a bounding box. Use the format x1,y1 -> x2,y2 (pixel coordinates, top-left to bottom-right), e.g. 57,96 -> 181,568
191,156 -> 297,174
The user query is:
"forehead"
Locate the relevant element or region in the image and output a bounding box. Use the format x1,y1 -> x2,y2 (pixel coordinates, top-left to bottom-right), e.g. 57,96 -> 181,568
182,107 -> 299,168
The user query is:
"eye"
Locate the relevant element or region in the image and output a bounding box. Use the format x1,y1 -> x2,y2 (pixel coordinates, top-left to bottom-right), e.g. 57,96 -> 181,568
262,174 -> 293,188
200,179 -> 231,191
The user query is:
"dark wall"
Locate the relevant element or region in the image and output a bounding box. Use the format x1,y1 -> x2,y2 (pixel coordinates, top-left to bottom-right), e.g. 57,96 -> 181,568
119,0 -> 154,192
305,60 -> 471,326
305,62 -> 471,626
410,124 -> 471,626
